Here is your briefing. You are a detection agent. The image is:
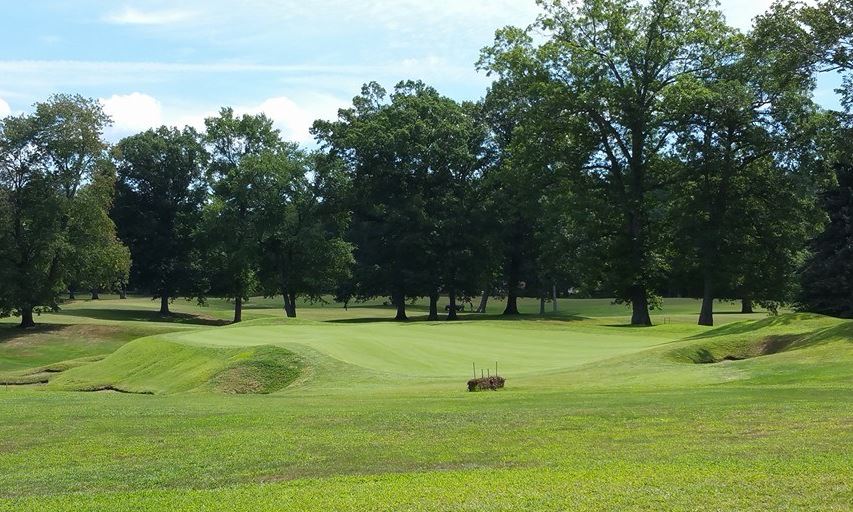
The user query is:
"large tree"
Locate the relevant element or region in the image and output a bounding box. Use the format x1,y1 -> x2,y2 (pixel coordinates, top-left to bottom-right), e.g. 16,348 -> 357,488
668,26 -> 824,325
255,151 -> 354,318
799,130 -> 853,316
0,95 -> 115,327
203,109 -> 288,323
314,81 -> 481,321
66,160 -> 131,300
482,0 -> 734,325
113,126 -> 209,315
0,114 -> 65,327
34,95 -> 123,301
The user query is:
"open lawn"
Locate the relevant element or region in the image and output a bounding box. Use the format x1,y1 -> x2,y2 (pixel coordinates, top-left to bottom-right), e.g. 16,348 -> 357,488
0,296 -> 850,511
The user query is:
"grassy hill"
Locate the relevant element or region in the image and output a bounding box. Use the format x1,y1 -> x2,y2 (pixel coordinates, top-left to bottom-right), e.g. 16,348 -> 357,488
0,296 -> 849,510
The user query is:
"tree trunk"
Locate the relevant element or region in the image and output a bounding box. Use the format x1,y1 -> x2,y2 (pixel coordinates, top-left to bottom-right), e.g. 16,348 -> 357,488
68,286 -> 76,300
698,273 -> 714,326
504,291 -> 519,316
552,283 -> 558,313
392,292 -> 407,321
741,298 -> 754,314
90,289 -> 99,300
539,293 -> 546,315
447,288 -> 458,321
159,292 -> 170,316
503,249 -> 521,316
630,285 -> 652,326
19,306 -> 35,329
285,291 -> 297,318
475,288 -> 489,313
119,283 -> 127,300
283,292 -> 292,317
428,293 -> 439,321
233,296 -> 243,324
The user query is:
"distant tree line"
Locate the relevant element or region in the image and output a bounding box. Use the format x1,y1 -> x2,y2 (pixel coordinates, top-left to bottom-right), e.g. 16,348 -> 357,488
1,0 -> 851,327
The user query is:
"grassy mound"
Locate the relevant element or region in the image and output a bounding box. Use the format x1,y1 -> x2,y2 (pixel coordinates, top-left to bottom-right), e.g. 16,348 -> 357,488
667,314 -> 852,364
0,356 -> 104,385
47,337 -> 302,394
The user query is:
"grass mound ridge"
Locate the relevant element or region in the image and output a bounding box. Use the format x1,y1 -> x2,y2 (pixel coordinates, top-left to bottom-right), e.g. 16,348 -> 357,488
667,314 -> 853,364
0,355 -> 103,385
48,337 -> 303,394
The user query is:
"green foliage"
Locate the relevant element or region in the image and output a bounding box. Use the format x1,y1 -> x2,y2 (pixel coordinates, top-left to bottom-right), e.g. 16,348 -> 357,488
0,94 -> 119,326
314,81 -> 489,320
202,109 -> 289,322
482,0 -> 737,325
66,160 -> 131,296
667,32 -> 826,325
253,151 -> 353,318
799,132 -> 853,316
113,126 -> 209,311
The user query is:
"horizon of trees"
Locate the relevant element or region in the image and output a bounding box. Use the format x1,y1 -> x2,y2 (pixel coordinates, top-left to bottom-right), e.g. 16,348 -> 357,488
2,0 -> 852,328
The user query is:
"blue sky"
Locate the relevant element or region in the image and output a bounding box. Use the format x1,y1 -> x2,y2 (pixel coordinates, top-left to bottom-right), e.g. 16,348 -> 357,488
0,1 -> 842,142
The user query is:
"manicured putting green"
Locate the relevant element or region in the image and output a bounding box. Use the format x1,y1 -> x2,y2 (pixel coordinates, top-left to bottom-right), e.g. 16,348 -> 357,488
173,320 -> 677,377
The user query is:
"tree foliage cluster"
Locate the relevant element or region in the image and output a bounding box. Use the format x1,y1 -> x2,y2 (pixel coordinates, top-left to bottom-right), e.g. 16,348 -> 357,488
2,0 -> 851,326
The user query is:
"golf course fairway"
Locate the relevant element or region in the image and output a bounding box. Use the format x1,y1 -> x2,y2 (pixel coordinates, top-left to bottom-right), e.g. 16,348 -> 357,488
0,297 -> 850,511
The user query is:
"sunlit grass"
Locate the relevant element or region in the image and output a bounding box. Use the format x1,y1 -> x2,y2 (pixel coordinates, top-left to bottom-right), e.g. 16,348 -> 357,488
0,297 -> 849,511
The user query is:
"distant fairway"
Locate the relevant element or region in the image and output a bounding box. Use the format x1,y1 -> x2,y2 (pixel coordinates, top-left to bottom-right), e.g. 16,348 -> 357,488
1,296 -> 850,511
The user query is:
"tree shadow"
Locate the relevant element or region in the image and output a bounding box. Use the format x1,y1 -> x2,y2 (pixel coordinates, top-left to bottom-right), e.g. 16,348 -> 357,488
53,308 -> 229,326
686,313 -> 819,339
325,312 -> 587,325
0,323 -> 65,343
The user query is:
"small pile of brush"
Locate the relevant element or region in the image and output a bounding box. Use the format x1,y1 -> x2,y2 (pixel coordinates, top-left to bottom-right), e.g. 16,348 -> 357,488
467,375 -> 505,392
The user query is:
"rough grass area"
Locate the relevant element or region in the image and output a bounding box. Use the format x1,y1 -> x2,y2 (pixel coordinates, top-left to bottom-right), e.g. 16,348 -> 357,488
211,346 -> 303,394
0,298 -> 850,511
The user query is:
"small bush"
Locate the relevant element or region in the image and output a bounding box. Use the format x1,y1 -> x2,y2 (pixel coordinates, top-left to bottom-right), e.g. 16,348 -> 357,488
467,375 -> 505,392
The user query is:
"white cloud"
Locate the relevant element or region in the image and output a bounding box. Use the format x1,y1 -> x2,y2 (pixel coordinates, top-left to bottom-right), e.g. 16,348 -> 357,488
104,7 -> 194,25
95,92 -> 345,144
0,97 -> 10,117
242,94 -> 346,143
100,93 -> 163,137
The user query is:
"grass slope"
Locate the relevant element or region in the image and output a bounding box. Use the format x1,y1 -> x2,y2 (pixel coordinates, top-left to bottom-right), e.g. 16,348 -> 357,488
45,337 -> 302,394
0,298 -> 849,511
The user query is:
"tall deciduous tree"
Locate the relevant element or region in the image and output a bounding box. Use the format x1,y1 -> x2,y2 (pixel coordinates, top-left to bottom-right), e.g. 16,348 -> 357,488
255,151 -> 354,318
668,26 -> 823,325
0,114 -> 65,327
113,126 -> 209,315
799,131 -> 853,317
203,109 -> 286,323
67,160 -> 131,300
482,0 -> 733,325
314,81 -> 476,321
0,95 -> 116,327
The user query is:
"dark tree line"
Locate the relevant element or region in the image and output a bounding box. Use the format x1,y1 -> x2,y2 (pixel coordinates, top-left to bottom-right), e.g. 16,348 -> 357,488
2,0 -> 852,327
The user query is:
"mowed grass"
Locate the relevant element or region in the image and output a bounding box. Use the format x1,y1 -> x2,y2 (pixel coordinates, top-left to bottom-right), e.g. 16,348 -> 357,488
0,296 -> 850,511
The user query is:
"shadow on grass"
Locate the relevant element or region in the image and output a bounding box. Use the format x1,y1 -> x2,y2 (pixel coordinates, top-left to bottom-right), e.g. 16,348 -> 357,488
686,313 -> 823,340
326,312 -> 587,324
54,308 -> 229,326
0,323 -> 65,343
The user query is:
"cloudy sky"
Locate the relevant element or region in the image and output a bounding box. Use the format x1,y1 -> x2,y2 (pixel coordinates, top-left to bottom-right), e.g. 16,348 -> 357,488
0,1 -> 841,142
